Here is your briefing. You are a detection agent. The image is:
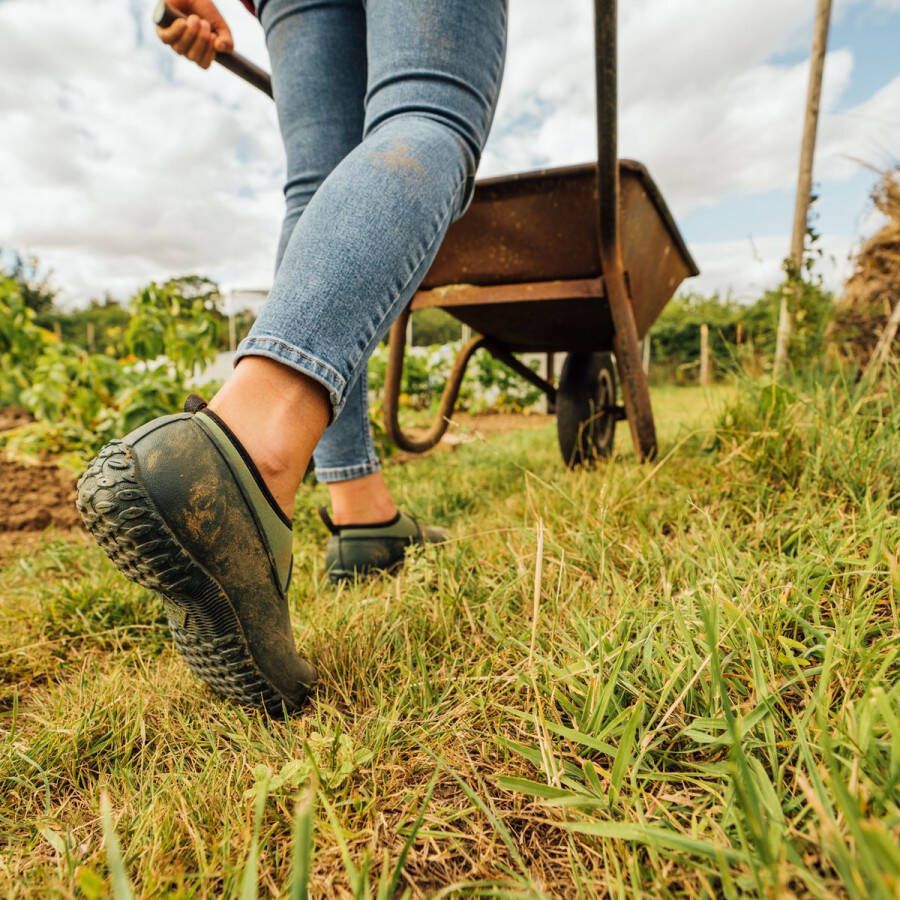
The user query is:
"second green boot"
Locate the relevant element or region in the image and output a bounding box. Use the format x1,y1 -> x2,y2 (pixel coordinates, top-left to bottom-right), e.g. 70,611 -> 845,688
320,508 -> 448,581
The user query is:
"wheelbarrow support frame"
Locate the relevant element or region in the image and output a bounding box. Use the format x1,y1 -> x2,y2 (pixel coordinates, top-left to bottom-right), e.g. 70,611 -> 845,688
384,0 -> 659,461
593,0 -> 657,460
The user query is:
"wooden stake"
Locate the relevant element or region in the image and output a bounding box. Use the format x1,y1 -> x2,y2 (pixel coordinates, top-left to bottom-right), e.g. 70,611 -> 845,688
700,323 -> 711,386
775,0 -> 833,375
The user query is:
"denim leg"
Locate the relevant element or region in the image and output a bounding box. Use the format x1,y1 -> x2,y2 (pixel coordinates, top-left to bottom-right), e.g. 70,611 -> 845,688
313,371 -> 381,482
263,0 -> 366,270
261,0 -> 380,481
236,0 -> 507,424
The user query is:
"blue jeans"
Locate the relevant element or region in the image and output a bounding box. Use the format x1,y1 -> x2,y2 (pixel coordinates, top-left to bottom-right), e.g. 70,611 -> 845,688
236,0 -> 507,483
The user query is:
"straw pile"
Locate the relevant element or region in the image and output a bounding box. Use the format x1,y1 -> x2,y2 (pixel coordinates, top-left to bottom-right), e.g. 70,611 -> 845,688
829,168 -> 900,364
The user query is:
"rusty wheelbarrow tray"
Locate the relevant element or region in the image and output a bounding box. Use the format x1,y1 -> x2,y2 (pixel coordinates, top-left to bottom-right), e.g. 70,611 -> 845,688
384,159 -> 698,460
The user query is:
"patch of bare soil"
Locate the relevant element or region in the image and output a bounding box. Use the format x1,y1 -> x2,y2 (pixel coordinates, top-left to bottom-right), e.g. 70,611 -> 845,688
0,407 -> 83,557
391,411 -> 553,464
0,455 -> 81,533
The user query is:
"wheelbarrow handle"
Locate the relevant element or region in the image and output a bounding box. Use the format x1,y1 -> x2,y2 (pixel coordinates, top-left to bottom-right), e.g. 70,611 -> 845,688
152,0 -> 273,98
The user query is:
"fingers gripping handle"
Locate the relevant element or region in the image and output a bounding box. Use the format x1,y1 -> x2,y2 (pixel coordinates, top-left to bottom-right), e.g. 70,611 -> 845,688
152,0 -> 273,98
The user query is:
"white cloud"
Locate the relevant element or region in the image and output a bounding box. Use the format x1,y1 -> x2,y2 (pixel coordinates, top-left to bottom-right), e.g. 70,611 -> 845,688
0,0 -> 282,305
688,232 -> 857,302
0,0 -> 897,306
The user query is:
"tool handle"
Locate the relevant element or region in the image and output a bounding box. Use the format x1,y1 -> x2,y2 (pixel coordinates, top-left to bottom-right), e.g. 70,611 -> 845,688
152,0 -> 273,98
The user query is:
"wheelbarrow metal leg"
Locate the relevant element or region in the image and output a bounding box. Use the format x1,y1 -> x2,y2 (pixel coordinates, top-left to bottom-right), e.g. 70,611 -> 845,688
482,341 -> 557,403
594,0 -> 658,461
383,305 -> 487,453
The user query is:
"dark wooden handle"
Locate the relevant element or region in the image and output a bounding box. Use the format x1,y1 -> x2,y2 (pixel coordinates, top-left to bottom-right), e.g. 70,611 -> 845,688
152,0 -> 273,98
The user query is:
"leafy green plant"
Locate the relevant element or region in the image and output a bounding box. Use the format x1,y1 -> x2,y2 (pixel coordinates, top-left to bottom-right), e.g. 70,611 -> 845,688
0,275 -> 53,405
367,342 -> 542,414
125,276 -> 221,381
0,276 -> 220,465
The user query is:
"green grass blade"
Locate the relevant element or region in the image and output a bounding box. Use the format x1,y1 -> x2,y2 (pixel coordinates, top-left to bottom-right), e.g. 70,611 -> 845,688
289,786 -> 316,900
378,767 -> 440,900
239,771 -> 269,900
99,792 -> 133,900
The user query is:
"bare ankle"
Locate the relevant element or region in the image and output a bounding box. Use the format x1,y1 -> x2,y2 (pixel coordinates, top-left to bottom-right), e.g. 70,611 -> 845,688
207,356 -> 331,520
328,472 -> 397,525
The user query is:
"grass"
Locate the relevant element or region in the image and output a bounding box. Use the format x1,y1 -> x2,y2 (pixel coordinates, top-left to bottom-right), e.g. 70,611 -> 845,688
0,376 -> 897,897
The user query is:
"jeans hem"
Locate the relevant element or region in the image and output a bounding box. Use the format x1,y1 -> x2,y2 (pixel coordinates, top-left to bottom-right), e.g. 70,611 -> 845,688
314,459 -> 382,484
234,335 -> 347,416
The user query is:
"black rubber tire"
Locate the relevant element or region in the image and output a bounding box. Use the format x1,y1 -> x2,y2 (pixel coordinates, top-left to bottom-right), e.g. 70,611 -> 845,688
76,441 -> 304,715
556,352 -> 618,467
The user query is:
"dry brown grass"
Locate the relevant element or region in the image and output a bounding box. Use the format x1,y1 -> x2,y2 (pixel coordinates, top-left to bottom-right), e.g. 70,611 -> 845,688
830,168 -> 900,364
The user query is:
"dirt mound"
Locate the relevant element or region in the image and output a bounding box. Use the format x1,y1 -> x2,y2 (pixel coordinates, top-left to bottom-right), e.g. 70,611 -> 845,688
0,406 -> 82,543
0,455 -> 81,533
830,169 -> 900,364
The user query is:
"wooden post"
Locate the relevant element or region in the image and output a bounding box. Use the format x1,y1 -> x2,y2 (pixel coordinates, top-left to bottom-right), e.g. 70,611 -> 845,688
775,0 -> 832,375
699,323 -> 710,386
86,321 -> 96,353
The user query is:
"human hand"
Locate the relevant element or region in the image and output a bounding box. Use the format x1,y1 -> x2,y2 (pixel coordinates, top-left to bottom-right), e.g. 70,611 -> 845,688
155,0 -> 233,70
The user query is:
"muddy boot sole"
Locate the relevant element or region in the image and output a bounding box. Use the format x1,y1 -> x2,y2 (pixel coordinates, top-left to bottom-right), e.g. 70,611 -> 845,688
76,441 -> 296,715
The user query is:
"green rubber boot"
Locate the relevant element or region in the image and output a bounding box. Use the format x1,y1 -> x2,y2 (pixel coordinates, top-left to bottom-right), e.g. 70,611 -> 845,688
75,395 -> 316,715
320,507 -> 448,581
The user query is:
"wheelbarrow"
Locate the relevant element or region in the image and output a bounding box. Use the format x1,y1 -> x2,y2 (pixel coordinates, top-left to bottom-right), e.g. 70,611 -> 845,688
155,0 -> 699,465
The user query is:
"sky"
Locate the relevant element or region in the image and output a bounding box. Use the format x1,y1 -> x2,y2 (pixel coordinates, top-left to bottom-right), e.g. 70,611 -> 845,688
1,0 -> 898,309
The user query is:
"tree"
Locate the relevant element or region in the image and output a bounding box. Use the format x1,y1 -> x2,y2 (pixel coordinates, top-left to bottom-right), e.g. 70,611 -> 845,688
1,249 -> 57,314
126,276 -> 222,380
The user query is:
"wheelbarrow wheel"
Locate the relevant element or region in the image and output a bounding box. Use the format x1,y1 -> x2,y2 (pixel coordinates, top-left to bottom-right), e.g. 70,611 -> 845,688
556,352 -> 617,467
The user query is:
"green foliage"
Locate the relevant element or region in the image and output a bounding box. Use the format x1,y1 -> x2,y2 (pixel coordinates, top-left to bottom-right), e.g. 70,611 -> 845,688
0,275 -> 51,404
650,274 -> 835,381
0,275 -> 219,465
125,276 -> 221,381
37,297 -> 131,357
467,349 -> 542,412
410,307 -> 462,345
649,291 -> 742,380
368,342 -> 542,414
0,248 -> 57,313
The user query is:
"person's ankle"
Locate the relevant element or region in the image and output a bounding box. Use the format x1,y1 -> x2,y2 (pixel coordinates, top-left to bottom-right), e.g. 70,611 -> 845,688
326,471 -> 398,526
330,498 -> 398,527
206,358 -> 331,521
251,446 -> 301,520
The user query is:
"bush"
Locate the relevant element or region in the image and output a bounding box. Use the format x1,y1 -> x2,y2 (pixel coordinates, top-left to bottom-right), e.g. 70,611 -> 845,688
410,308 -> 462,345
0,276 -> 220,468
125,276 -> 221,381
648,274 -> 835,382
367,342 -> 542,413
711,368 -> 898,506
0,275 -> 50,406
